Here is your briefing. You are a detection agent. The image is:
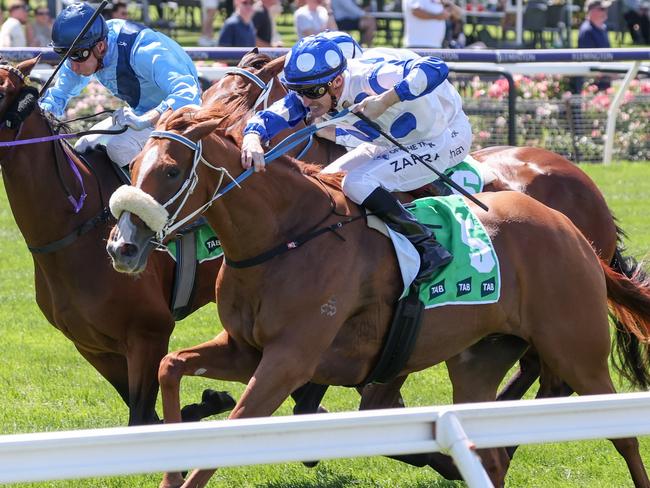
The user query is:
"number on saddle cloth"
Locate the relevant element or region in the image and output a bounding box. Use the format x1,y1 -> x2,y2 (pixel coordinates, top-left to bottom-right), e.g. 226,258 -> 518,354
441,157 -> 486,196
412,195 -> 500,308
373,195 -> 501,308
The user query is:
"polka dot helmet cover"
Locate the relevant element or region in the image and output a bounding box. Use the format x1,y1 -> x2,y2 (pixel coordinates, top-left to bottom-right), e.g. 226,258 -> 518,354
280,35 -> 348,88
319,30 -> 363,60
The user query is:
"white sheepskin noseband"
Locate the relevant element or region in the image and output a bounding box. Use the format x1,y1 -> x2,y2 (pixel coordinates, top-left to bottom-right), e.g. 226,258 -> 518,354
109,185 -> 169,233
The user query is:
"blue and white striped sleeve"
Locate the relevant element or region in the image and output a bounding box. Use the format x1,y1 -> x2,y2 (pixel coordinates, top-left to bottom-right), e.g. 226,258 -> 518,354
244,92 -> 309,143
393,57 -> 449,101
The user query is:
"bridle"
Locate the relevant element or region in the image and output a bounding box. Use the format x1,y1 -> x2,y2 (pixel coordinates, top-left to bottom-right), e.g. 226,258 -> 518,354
148,130 -> 240,240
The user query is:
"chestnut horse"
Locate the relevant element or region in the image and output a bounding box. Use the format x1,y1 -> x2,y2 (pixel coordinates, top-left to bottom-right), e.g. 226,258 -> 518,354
0,55 -> 345,427
108,103 -> 650,488
207,53 -> 644,422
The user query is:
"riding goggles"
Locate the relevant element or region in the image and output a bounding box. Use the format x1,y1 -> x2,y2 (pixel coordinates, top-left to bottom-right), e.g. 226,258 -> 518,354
293,84 -> 329,100
53,46 -> 93,63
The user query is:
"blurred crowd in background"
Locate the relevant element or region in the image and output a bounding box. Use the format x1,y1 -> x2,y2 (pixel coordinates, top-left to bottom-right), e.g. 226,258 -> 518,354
0,0 -> 646,49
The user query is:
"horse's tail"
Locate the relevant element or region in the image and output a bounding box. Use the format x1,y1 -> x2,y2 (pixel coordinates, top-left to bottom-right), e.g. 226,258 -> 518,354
602,257 -> 650,390
610,222 -> 649,283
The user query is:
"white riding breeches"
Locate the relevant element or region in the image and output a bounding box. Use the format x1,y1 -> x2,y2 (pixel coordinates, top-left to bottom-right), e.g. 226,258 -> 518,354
321,111 -> 472,204
74,116 -> 153,168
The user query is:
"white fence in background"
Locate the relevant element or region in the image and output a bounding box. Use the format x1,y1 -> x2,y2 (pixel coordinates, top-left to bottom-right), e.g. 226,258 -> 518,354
1,392 -> 650,487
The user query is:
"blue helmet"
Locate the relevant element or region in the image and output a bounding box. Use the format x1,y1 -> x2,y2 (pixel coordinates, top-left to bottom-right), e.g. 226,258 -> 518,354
51,3 -> 108,50
280,35 -> 347,89
319,31 -> 363,60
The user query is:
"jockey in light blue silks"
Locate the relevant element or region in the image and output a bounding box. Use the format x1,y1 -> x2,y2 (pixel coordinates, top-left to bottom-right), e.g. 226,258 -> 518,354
241,34 -> 472,282
39,2 -> 202,167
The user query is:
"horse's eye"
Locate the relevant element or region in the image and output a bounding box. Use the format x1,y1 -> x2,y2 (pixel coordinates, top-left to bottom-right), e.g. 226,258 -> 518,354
166,167 -> 180,179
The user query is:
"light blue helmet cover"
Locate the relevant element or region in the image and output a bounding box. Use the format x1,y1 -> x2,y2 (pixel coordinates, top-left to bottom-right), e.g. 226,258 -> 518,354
51,2 -> 108,50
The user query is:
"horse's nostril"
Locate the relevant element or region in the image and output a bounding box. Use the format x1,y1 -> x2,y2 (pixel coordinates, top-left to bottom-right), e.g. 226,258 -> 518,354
119,243 -> 139,258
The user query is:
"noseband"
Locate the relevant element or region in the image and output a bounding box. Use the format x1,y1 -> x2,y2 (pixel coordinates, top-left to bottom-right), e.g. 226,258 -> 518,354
109,129 -> 239,242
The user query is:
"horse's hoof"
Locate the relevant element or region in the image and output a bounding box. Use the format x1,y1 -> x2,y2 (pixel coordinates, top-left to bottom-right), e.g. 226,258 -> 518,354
202,389 -> 236,414
180,403 -> 202,422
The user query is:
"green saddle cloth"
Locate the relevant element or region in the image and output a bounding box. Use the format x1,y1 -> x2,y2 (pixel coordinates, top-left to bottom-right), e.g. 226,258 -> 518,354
443,158 -> 484,195
165,223 -> 223,263
410,195 -> 501,309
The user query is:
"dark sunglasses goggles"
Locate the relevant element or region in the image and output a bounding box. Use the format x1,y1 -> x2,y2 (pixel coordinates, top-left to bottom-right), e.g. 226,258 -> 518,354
53,46 -> 94,62
293,84 -> 330,100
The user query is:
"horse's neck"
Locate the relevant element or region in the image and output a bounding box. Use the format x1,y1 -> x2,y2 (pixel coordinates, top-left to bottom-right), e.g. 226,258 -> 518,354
1,114 -> 110,247
203,145 -> 345,263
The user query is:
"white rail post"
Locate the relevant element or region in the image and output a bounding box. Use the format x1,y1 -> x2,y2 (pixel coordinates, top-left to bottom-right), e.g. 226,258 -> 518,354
436,411 -> 494,488
603,60 -> 640,165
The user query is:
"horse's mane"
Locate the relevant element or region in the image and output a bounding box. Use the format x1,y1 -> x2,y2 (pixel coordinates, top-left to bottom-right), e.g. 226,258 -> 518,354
163,54 -> 344,188
163,104 -> 344,187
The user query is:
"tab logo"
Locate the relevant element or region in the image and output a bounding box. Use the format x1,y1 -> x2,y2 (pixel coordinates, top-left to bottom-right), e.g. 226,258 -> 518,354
204,237 -> 221,253
481,277 -> 496,297
429,279 -> 446,300
456,277 -> 472,297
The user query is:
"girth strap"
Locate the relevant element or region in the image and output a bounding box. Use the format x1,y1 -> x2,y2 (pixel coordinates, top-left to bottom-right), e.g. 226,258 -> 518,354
171,231 -> 198,321
356,284 -> 425,386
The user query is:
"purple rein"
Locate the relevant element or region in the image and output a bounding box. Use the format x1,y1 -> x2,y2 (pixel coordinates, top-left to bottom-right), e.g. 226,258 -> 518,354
0,132 -> 87,213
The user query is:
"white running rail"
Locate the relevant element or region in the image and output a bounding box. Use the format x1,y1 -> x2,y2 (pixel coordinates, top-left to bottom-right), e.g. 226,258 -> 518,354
2,392 -> 650,487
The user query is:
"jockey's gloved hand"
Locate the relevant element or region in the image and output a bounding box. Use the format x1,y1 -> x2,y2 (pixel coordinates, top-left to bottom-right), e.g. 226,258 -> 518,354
352,89 -> 400,120
112,107 -> 156,130
241,133 -> 266,173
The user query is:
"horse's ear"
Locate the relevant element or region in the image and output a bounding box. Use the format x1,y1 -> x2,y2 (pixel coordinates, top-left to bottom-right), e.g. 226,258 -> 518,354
16,56 -> 40,77
183,119 -> 222,143
259,55 -> 287,80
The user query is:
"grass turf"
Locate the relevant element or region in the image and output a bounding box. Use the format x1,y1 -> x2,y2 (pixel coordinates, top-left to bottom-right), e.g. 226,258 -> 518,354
0,162 -> 648,487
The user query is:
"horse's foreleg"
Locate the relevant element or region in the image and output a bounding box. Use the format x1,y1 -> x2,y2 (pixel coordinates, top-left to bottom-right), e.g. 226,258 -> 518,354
357,376 -> 406,410
126,328 -> 171,425
181,345 -> 318,488
158,331 -> 261,488
74,347 -> 130,407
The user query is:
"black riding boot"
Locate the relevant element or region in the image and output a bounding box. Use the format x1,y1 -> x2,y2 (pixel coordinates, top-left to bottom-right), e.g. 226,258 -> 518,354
363,187 -> 453,282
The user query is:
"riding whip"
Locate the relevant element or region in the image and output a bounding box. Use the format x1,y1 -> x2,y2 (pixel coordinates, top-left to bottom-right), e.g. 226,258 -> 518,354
352,110 -> 489,212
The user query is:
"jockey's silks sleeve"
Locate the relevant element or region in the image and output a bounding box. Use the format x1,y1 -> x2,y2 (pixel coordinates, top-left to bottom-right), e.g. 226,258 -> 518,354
39,66 -> 90,117
39,19 -> 201,117
130,30 -> 202,114
243,91 -> 309,143
393,57 -> 449,101
244,51 -> 462,148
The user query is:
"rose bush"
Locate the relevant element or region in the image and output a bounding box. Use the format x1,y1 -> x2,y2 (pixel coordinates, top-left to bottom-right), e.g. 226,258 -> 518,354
65,74 -> 650,163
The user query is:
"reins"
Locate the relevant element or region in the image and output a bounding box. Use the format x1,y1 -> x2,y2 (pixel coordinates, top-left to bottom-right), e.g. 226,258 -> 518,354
0,63 -> 120,253
0,124 -> 127,147
144,108 -> 360,267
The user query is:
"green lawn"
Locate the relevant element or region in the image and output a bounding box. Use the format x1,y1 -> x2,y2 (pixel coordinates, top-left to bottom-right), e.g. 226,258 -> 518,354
0,162 -> 648,487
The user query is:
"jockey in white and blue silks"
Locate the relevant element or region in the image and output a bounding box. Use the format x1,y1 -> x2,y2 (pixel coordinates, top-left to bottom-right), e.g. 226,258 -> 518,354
39,2 -> 201,167
241,34 -> 472,282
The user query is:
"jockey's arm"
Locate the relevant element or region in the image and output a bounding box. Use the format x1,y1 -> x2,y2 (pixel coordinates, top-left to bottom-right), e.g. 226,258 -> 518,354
241,92 -> 309,172
38,63 -> 91,117
131,33 -> 202,115
354,56 -> 449,119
